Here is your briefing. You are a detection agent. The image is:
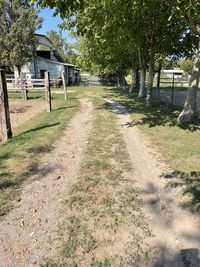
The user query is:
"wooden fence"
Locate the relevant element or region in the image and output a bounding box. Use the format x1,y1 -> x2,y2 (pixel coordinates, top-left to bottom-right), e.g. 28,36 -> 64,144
5,73 -> 67,100
1,70 -> 68,143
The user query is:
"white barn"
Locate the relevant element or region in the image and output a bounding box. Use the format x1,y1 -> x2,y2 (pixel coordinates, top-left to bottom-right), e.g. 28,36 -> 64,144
14,34 -> 80,85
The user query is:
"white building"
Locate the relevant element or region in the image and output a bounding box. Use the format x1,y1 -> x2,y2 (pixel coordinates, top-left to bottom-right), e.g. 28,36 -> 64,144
14,34 -> 80,85
162,69 -> 184,79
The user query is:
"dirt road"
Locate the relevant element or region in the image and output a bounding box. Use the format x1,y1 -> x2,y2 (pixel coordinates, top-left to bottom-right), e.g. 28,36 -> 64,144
1,96 -> 200,266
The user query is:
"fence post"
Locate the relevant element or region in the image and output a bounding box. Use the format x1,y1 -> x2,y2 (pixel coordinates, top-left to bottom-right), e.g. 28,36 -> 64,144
157,75 -> 160,101
157,63 -> 162,101
45,72 -> 52,112
0,70 -> 12,142
62,73 -> 67,100
171,74 -> 174,105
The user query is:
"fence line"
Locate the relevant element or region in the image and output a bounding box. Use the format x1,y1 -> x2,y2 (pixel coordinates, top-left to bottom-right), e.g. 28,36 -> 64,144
5,77 -> 63,91
152,75 -> 200,113
5,73 -> 68,103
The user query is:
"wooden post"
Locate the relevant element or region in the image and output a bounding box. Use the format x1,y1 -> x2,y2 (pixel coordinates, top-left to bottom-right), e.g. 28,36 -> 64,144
45,71 -> 52,112
62,73 -> 67,100
0,70 -> 12,142
171,74 -> 175,105
157,62 -> 162,100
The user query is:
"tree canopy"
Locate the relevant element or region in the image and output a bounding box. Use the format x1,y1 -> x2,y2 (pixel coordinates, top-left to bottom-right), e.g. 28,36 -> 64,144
35,0 -> 200,121
0,0 -> 42,74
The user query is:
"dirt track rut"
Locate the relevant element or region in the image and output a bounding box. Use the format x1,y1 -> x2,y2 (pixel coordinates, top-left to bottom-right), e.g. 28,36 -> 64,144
0,98 -> 93,267
109,100 -> 200,266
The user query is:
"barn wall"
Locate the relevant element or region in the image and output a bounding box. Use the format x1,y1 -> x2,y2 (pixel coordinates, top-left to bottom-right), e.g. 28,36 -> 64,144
34,59 -> 65,79
14,58 -> 76,86
15,59 -> 65,80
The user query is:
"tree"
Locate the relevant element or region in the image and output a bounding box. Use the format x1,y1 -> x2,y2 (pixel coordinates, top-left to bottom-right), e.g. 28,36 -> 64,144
169,1 -> 200,123
64,47 -> 79,65
179,58 -> 194,75
0,0 -> 42,75
46,30 -> 67,57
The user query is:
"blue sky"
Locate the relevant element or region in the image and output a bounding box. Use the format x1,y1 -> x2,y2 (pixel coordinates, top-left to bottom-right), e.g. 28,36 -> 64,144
36,8 -> 76,44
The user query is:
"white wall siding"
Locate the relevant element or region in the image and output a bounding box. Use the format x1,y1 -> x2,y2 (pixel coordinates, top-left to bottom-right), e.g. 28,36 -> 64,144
35,58 -> 65,79
16,59 -> 65,80
14,57 -> 76,86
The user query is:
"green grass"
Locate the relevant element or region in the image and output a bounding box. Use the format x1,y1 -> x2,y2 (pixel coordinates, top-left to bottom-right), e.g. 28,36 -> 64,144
106,87 -> 200,213
42,96 -> 152,266
0,92 -> 80,215
8,91 -> 45,100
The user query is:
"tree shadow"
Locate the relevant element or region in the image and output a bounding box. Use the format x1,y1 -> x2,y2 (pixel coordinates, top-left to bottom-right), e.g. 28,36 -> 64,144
16,122 -> 60,136
0,161 -> 55,192
104,87 -> 200,131
142,181 -> 200,266
161,171 -> 200,213
152,247 -> 200,266
0,125 -> 60,213
10,106 -> 32,113
27,95 -> 45,100
55,105 -> 77,111
0,180 -> 16,190
27,145 -> 52,154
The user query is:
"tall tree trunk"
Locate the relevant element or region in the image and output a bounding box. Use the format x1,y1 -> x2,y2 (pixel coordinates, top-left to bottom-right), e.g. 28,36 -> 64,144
122,75 -> 127,89
178,53 -> 200,123
120,74 -> 125,89
20,73 -> 27,100
0,70 -> 12,142
117,75 -> 120,88
138,52 -> 146,98
138,66 -> 146,98
129,69 -> 135,92
146,48 -> 155,107
135,67 -> 140,91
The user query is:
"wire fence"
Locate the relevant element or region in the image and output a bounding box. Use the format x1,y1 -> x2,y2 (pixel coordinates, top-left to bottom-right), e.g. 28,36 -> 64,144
152,75 -> 200,113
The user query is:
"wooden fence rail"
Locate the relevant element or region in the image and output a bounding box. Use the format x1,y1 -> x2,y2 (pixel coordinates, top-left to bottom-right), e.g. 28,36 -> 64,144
5,74 -> 67,101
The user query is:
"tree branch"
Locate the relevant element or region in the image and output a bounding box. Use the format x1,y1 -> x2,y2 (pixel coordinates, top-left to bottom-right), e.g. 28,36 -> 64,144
186,9 -> 200,35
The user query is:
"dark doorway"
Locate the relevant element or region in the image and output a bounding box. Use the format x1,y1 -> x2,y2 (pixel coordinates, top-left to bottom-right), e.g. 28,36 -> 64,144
40,70 -> 46,79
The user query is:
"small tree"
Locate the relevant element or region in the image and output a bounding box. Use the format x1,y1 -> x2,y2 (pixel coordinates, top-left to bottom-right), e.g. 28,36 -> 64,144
179,58 -> 194,75
46,30 -> 66,57
0,0 -> 42,75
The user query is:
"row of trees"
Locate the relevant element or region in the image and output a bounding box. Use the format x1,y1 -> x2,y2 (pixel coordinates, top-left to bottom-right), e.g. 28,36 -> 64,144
36,0 -> 200,123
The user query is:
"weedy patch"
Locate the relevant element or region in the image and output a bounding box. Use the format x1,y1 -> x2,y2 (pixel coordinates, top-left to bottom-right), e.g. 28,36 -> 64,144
43,97 -> 152,266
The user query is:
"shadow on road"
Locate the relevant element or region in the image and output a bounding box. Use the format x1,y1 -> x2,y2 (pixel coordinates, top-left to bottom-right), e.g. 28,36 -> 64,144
161,171 -> 200,213
152,247 -> 200,267
103,87 -> 200,131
